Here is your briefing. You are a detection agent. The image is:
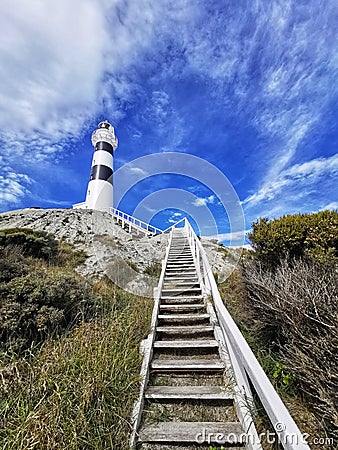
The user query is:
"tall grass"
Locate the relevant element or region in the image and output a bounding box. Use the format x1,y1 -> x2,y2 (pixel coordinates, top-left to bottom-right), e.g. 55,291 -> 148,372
0,284 -> 152,450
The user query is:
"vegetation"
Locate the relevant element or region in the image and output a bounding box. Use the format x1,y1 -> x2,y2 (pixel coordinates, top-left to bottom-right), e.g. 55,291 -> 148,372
218,211 -> 338,447
0,228 -> 58,261
0,228 -> 153,449
249,210 -> 338,267
144,261 -> 162,278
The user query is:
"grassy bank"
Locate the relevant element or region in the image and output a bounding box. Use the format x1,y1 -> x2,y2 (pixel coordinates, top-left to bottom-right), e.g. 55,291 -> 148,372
0,229 -> 153,449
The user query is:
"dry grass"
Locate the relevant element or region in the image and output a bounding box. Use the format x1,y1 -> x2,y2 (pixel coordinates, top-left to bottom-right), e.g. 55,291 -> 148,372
0,282 -> 153,450
219,261 -> 337,449
243,258 -> 338,443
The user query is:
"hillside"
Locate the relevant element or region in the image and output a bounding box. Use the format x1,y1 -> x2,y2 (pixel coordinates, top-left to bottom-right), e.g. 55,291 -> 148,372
0,208 -> 235,296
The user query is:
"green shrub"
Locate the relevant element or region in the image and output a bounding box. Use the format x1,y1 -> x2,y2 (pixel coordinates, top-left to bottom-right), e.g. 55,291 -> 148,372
0,252 -> 27,283
0,269 -> 98,353
0,228 -> 58,261
249,210 -> 338,267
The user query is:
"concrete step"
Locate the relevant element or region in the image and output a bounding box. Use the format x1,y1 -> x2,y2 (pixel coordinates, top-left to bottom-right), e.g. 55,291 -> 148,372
145,385 -> 234,401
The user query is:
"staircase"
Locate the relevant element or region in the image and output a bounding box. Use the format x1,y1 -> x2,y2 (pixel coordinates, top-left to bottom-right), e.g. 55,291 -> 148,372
130,221 -> 311,450
131,228 -> 256,449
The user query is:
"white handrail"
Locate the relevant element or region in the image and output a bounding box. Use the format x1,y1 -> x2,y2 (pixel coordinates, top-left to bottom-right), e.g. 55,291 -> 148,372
183,218 -> 311,450
110,207 -> 187,237
110,207 -> 163,235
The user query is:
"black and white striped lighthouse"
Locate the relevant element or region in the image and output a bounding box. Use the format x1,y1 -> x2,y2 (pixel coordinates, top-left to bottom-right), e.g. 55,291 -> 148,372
73,121 -> 118,211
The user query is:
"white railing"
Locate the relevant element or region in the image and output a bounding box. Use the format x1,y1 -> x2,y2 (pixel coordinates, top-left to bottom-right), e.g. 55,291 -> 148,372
110,207 -> 163,235
110,207 -> 186,237
182,218 -> 311,450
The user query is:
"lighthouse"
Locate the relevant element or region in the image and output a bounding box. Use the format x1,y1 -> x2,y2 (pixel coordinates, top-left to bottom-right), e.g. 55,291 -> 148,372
73,121 -> 118,211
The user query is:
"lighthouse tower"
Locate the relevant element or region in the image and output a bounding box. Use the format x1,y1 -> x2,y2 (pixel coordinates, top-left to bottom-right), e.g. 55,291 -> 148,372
73,121 -> 118,211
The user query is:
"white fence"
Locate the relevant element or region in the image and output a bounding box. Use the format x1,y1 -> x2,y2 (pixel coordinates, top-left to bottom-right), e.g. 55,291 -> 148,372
110,207 -> 163,235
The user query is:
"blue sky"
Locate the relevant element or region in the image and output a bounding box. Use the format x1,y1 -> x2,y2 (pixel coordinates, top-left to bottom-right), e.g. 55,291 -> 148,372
0,0 -> 337,243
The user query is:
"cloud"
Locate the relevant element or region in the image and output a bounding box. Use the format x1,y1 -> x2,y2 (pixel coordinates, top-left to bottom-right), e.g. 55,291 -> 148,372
193,195 -> 215,207
0,0 -> 108,141
203,230 -> 250,242
322,201 -> 338,211
0,168 -> 33,208
128,167 -> 149,176
183,1 -> 337,180
0,0 -> 193,162
244,153 -> 338,208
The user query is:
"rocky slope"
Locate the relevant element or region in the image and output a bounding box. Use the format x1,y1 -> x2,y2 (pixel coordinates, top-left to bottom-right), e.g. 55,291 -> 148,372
0,208 -> 239,296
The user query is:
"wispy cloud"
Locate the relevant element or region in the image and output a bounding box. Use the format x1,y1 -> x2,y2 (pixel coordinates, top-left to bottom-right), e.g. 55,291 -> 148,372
0,168 -> 32,209
244,154 -> 338,207
322,201 -> 338,211
193,195 -> 215,207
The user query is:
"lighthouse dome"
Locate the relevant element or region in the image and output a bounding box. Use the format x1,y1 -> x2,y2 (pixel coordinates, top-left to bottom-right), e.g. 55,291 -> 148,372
98,120 -> 113,131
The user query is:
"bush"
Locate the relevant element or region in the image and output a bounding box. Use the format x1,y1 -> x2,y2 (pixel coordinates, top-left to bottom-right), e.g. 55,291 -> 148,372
243,258 -> 338,441
248,210 -> 338,268
0,269 -> 98,354
0,228 -> 58,261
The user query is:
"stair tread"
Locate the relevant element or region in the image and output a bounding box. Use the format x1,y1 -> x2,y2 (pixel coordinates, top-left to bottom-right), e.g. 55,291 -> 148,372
161,295 -> 203,300
167,261 -> 194,264
160,304 -> 204,309
157,325 -> 213,332
154,339 -> 218,348
145,385 -> 234,400
158,314 -> 209,319
151,359 -> 225,370
162,288 -> 201,292
138,421 -> 244,444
